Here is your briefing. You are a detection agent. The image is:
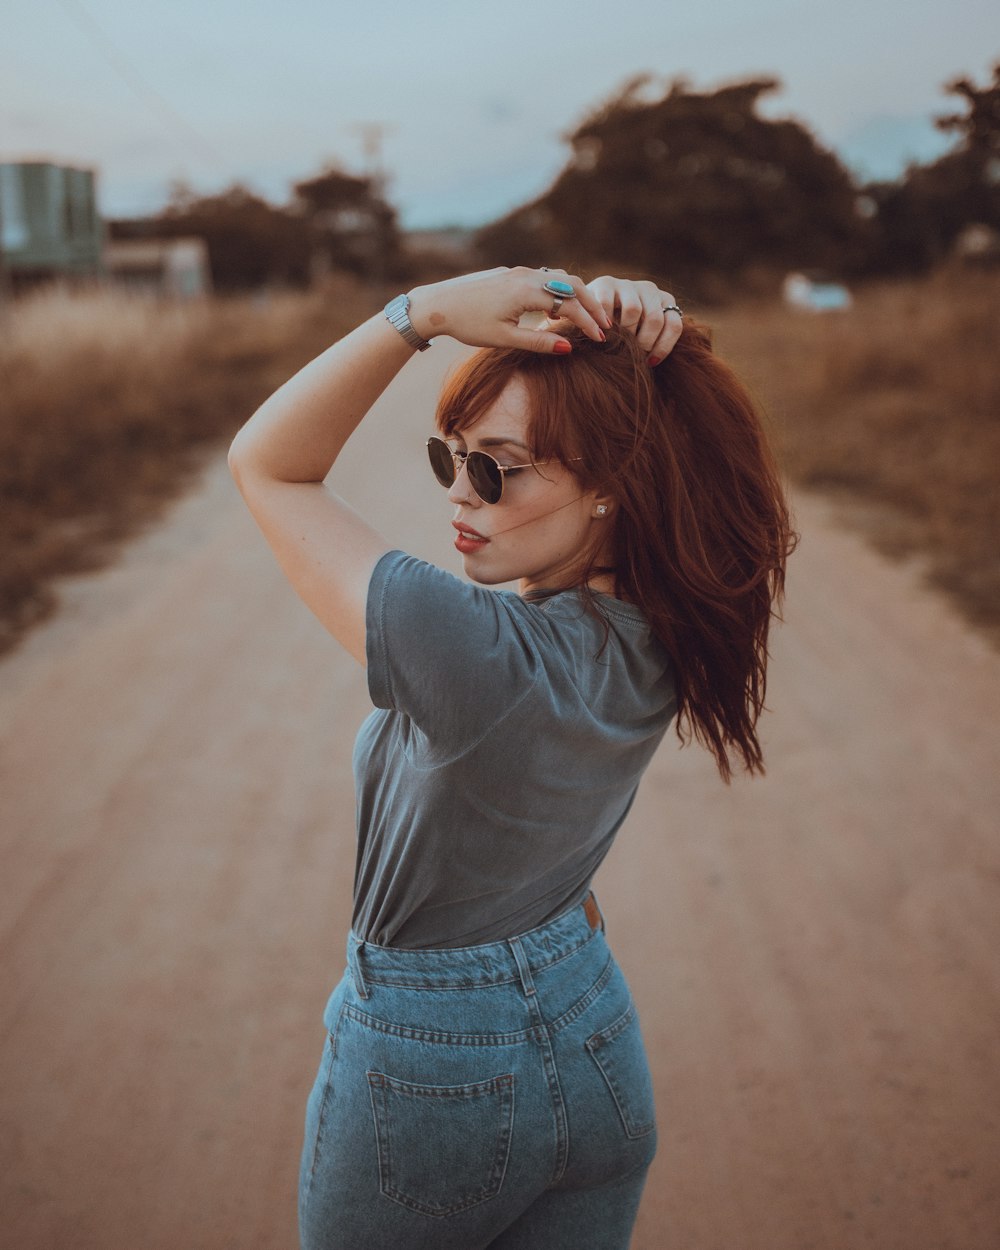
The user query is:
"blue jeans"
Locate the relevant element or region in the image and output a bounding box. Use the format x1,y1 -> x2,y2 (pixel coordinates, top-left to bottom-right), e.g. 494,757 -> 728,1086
298,895 -> 658,1249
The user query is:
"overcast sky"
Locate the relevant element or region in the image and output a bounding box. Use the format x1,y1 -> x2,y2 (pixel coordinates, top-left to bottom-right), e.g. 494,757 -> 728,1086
3,0 -> 997,227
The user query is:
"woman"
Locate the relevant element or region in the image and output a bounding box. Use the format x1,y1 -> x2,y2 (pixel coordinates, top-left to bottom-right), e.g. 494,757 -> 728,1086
228,266 -> 795,1249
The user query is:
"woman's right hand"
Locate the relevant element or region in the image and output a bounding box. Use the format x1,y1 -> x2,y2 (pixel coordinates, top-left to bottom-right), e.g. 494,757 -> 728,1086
407,267 -> 610,355
585,275 -> 684,366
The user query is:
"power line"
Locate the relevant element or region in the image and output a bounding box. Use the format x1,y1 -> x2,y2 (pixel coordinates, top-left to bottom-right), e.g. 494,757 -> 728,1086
54,0 -> 224,168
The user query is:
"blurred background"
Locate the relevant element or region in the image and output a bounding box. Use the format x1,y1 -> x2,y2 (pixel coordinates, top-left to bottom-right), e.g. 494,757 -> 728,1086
1,0 -> 998,652
2,5 -> 1000,1250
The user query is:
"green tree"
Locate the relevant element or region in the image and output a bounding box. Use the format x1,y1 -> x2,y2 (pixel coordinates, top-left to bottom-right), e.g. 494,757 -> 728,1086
476,75 -> 865,294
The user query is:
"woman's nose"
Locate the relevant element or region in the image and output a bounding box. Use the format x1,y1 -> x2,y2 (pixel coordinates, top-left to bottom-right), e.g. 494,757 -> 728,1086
447,458 -> 480,507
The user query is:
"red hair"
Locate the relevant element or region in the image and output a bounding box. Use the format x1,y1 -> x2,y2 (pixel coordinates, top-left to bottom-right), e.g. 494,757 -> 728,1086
436,320 -> 798,782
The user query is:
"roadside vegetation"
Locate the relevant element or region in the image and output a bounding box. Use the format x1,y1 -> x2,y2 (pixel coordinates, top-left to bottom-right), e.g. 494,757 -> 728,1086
712,265 -> 1000,645
0,279 -> 374,655
1,268 -> 997,658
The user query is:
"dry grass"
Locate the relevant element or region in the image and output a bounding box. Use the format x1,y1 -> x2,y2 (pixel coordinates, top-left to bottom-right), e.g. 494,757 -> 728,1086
707,267 -> 1000,645
1,268 -> 998,658
0,279 -> 376,655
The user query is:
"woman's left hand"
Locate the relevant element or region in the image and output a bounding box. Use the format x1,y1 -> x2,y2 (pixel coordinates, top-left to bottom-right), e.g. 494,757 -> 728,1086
584,274 -> 684,366
407,267 -> 610,354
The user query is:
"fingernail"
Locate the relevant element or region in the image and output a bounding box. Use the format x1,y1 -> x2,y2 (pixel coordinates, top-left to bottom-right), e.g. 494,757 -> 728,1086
647,355 -> 662,367
597,329 -> 606,342
553,340 -> 572,355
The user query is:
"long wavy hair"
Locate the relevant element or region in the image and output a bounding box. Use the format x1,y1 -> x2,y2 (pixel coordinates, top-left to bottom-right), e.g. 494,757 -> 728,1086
435,318 -> 798,782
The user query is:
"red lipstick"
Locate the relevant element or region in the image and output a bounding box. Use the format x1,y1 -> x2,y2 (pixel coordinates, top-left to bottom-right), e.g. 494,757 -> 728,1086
452,521 -> 489,554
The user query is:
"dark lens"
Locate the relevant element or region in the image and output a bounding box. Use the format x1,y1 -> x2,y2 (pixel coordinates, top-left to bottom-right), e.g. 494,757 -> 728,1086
466,452 -> 503,504
427,437 -> 456,488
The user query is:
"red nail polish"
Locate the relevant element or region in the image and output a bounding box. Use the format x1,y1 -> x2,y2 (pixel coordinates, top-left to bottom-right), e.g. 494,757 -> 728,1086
553,340 -> 572,354
647,355 -> 662,367
598,329 -> 606,342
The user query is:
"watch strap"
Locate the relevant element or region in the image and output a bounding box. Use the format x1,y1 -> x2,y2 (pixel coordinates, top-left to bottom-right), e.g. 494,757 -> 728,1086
384,293 -> 432,352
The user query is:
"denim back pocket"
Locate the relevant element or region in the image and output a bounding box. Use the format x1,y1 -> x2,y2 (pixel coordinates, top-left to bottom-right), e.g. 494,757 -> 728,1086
367,1070 -> 515,1217
586,1001 -> 656,1138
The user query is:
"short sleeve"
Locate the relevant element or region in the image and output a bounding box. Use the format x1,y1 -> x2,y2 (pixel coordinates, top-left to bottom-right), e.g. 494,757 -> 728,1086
365,550 -> 540,747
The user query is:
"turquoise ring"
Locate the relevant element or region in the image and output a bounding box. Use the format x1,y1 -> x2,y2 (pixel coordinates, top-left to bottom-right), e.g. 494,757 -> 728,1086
543,277 -> 576,317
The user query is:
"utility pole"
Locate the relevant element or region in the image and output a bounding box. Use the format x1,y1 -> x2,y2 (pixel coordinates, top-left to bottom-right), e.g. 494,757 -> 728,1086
350,123 -> 389,197
348,122 -> 394,290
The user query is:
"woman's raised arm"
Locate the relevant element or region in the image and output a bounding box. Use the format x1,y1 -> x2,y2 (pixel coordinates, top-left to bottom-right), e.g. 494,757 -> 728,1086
227,268 -> 609,663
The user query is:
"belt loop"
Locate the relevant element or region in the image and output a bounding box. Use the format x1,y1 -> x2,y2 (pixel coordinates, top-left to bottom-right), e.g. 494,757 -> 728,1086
584,892 -> 605,933
508,935 -> 537,997
350,937 -> 370,1000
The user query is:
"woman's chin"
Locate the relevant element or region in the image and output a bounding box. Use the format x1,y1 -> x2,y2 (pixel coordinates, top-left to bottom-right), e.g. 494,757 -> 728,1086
459,553 -> 513,587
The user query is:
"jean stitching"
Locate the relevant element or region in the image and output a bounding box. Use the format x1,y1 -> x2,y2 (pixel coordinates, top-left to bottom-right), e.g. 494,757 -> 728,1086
549,955 -> 615,1035
586,1001 -> 656,1139
514,969 -> 570,1186
588,1051 -> 656,1140
354,971 -> 521,991
345,1002 -> 538,1046
367,1071 -> 515,1217
367,1070 -> 393,1207
306,1000 -> 347,1186
539,1031 -> 570,1183
529,927 -> 599,975
356,929 -> 597,992
590,999 -> 636,1046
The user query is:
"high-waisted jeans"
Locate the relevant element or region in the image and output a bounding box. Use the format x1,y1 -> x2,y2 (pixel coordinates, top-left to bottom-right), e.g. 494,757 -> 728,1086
297,896 -> 658,1250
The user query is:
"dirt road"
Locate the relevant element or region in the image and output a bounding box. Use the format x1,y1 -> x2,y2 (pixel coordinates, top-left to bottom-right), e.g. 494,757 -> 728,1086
2,340 -> 998,1249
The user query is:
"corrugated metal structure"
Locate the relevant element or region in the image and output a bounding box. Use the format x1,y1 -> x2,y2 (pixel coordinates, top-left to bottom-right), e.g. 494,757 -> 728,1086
0,161 -> 104,289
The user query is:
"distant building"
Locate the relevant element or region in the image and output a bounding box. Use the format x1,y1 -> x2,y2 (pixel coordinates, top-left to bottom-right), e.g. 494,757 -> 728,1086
103,237 -> 212,299
0,160 -> 104,290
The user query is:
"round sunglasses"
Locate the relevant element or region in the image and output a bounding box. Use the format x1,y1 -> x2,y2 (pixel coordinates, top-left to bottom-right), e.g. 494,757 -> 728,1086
426,435 -> 550,504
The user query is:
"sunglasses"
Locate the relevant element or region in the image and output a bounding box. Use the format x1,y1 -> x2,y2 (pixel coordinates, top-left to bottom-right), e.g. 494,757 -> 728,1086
426,435 -> 551,504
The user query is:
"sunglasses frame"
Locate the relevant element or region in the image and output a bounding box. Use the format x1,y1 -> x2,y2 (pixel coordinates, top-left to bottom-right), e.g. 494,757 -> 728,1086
426,436 -> 549,504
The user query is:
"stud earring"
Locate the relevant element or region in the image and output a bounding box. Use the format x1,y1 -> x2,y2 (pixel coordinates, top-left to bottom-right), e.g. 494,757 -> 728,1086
595,504 -> 608,517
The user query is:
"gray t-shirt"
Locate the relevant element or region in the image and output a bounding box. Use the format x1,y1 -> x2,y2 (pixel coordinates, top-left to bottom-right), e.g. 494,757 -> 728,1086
351,550 -> 677,948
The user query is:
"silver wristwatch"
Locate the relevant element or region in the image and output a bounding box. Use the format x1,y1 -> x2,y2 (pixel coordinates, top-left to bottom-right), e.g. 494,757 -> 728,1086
383,293 -> 432,352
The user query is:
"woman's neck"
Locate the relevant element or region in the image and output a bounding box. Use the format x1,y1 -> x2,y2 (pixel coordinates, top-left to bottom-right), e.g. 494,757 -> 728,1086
520,571 -> 626,603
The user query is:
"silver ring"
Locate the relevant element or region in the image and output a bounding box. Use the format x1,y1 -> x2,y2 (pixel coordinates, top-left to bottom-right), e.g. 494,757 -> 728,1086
540,266 -> 552,272
549,296 -> 565,316
663,303 -> 683,317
